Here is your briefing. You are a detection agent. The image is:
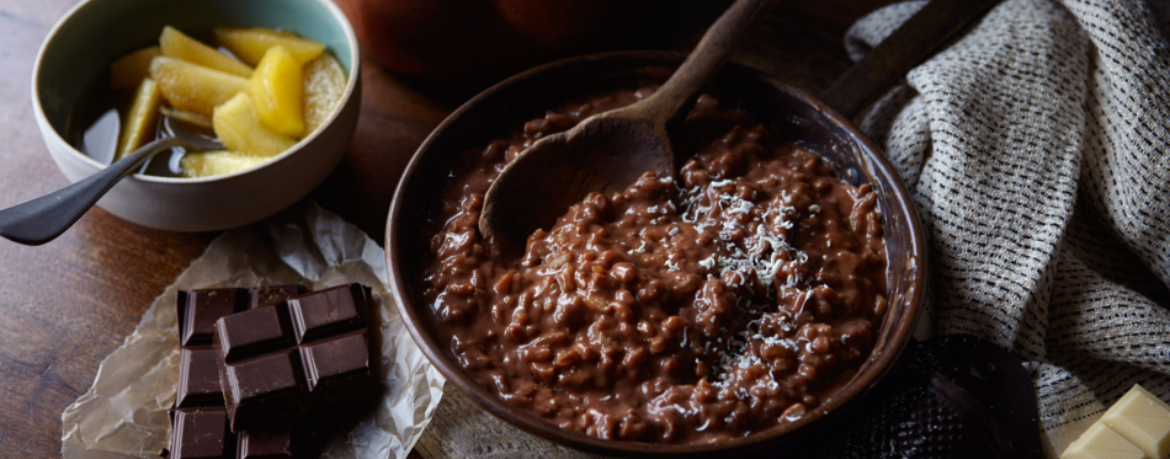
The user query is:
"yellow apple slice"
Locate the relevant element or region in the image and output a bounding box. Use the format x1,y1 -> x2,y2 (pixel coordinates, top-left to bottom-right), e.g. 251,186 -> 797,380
250,46 -> 304,137
180,150 -> 269,178
109,46 -> 161,91
303,53 -> 346,135
212,92 -> 296,156
214,27 -> 325,66
150,56 -> 248,116
159,26 -> 253,77
115,77 -> 161,160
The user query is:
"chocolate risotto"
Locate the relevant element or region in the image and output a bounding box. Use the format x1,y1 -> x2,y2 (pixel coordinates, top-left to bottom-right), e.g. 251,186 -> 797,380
423,89 -> 889,444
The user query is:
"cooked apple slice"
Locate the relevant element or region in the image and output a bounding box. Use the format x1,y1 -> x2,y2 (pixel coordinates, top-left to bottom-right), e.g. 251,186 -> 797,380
250,46 -> 304,137
150,56 -> 248,116
214,27 -> 325,66
109,46 -> 161,91
212,92 -> 296,156
160,26 -> 253,77
159,106 -> 212,128
115,78 -> 161,160
180,150 -> 269,178
303,53 -> 346,134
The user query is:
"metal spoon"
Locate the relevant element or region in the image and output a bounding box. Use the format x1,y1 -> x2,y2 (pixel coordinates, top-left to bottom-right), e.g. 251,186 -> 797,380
0,118 -> 223,245
479,0 -> 778,256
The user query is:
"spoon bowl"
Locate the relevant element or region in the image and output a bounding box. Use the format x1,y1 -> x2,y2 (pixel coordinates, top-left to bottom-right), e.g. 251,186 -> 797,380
478,0 -> 777,255
480,115 -> 672,256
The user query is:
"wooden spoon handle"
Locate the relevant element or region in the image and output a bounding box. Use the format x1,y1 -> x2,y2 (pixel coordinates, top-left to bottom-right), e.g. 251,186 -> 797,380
820,0 -> 1001,118
619,0 -> 779,125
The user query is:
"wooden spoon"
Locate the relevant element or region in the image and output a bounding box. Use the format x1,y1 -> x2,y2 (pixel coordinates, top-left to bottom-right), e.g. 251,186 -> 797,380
479,0 -> 778,257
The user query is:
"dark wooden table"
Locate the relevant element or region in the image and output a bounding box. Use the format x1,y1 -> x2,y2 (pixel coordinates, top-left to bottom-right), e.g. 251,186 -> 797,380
0,0 -> 902,456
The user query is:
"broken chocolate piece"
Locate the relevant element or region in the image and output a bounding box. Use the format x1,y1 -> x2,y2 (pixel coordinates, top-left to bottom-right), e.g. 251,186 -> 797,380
249,285 -> 307,310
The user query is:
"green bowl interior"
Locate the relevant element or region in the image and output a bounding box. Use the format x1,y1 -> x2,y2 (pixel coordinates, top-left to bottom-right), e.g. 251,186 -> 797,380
37,0 -> 354,141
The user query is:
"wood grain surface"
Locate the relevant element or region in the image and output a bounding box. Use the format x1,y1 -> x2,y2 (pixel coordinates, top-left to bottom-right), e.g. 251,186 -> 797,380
0,0 -> 1008,457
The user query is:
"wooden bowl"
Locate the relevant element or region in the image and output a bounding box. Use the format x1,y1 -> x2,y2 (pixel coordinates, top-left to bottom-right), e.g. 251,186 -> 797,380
386,51 -> 925,456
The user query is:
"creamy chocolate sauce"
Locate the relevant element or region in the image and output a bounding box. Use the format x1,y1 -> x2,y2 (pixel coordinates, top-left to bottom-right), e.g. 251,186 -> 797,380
422,90 -> 888,444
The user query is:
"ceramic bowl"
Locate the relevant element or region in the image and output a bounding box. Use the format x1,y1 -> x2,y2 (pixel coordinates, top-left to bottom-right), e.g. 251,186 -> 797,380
32,0 -> 361,232
387,51 -> 925,456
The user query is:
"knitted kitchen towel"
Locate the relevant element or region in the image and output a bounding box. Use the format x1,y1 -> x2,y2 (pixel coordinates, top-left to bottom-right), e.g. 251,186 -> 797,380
845,0 -> 1170,456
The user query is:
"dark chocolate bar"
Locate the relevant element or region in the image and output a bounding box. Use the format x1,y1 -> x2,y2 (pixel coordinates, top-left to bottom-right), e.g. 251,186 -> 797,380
213,284 -> 374,431
171,285 -> 306,459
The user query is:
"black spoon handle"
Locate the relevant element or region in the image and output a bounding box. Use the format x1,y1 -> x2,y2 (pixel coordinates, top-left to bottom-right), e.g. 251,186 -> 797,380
0,137 -> 186,246
820,0 -> 1001,119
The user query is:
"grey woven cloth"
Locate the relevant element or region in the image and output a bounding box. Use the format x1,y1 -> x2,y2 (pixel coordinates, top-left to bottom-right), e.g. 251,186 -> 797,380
845,0 -> 1170,455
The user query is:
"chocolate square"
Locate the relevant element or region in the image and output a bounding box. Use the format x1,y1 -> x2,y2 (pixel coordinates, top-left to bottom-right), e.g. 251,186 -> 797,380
216,306 -> 293,361
171,408 -> 234,459
176,347 -> 224,408
178,289 -> 247,347
238,430 -> 295,458
300,330 -> 372,393
288,284 -> 368,343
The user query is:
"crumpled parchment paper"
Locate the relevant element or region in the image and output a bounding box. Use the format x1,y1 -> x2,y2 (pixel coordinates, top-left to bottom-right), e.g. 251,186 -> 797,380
60,202 -> 445,459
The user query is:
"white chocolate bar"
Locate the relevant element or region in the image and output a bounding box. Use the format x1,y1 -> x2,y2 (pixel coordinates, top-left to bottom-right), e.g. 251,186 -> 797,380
1062,422 -> 1149,459
1102,385 -> 1170,459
